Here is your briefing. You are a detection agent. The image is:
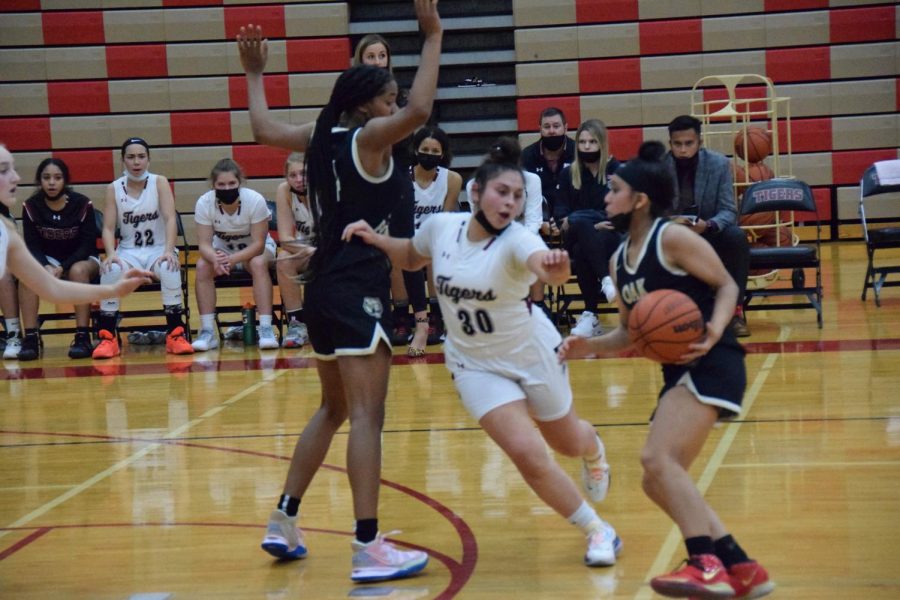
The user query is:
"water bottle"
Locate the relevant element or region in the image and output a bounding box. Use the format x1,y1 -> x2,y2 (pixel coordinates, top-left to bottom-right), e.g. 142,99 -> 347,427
242,303 -> 257,345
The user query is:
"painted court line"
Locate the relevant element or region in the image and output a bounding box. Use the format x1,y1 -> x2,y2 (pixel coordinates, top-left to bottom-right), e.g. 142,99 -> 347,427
0,371 -> 285,541
632,328 -> 790,599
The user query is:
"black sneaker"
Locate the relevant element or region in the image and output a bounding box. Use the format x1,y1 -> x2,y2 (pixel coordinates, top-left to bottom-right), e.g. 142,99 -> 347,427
68,332 -> 94,359
18,332 -> 42,361
730,315 -> 751,338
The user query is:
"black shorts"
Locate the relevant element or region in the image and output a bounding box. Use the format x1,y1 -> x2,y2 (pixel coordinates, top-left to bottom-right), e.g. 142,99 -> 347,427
304,259 -> 392,360
658,333 -> 746,419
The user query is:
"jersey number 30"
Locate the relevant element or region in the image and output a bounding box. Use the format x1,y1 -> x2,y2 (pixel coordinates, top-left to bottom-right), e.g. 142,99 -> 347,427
457,309 -> 494,336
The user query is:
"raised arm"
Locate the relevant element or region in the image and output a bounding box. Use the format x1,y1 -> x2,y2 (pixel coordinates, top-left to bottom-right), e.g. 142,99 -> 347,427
341,219 -> 430,272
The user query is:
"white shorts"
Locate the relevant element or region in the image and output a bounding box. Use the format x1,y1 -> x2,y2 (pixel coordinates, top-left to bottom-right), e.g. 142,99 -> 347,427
213,237 -> 277,270
115,245 -> 175,273
444,315 -> 572,423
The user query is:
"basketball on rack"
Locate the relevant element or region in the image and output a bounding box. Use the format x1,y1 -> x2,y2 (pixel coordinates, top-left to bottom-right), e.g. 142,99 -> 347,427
748,161 -> 774,182
627,289 -> 706,364
734,126 -> 772,163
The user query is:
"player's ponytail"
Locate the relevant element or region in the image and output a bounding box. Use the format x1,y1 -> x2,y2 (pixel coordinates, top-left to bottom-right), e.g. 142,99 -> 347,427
471,137 -> 524,195
614,140 -> 673,217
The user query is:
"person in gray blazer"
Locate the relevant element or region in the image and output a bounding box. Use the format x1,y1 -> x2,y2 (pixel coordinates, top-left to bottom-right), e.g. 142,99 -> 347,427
665,115 -> 751,337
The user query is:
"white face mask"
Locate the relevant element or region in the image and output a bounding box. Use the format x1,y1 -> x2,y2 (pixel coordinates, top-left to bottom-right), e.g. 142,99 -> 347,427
125,170 -> 149,183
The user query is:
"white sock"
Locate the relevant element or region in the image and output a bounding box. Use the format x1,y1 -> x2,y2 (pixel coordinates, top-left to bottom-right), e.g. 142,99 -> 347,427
259,314 -> 272,328
5,318 -> 20,335
200,314 -> 215,331
568,500 -> 603,536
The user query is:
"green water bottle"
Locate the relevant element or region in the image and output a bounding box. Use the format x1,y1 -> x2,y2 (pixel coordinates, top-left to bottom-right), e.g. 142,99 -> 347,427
242,303 -> 257,345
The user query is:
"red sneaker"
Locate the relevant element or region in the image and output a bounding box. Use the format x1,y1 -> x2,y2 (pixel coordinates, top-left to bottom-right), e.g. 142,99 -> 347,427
166,326 -> 194,355
650,554 -> 735,598
92,329 -> 120,359
728,560 -> 774,598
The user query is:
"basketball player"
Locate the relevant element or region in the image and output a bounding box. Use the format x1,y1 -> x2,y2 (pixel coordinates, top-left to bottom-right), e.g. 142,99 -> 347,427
191,158 -> 279,352
559,141 -> 773,598
238,0 -> 441,583
0,144 -> 151,314
343,138 -> 620,568
93,137 -> 193,358
273,152 -> 315,348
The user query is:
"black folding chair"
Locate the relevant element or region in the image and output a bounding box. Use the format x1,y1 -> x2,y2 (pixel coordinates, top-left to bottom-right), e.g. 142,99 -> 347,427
859,160 -> 900,307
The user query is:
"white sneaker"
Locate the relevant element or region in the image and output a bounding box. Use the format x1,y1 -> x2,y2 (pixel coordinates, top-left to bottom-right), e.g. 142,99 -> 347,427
571,311 -> 602,337
585,522 -> 622,567
3,334 -> 22,360
261,509 -> 307,560
601,276 -> 617,303
191,329 -> 219,352
582,434 -> 611,503
351,531 -> 428,583
258,325 -> 279,349
282,320 -> 308,348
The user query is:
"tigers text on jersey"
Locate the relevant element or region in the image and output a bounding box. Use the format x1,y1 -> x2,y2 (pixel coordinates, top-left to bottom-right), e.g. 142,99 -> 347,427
194,188 -> 273,253
412,212 -> 548,358
115,173 -> 167,250
291,192 -> 315,243
413,166 -> 449,230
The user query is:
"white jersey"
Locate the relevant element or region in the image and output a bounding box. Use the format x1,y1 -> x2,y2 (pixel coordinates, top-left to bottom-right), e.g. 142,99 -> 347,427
115,173 -> 168,250
0,219 -> 9,279
194,187 -> 273,253
413,167 -> 449,230
291,191 -> 315,244
465,170 -> 543,234
412,212 -> 552,359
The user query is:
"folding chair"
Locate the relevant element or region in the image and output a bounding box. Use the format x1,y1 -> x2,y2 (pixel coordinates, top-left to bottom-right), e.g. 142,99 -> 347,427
859,160 -> 900,307
739,178 -> 823,328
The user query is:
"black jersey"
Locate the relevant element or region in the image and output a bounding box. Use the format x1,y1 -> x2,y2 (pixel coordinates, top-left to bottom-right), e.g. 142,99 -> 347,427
613,218 -> 715,321
21,191 -> 98,270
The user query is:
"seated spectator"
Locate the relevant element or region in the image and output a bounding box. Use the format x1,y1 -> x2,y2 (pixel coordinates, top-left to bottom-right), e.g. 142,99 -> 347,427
95,137 -> 193,359
0,203 -> 21,360
555,119 -> 621,337
18,158 -> 100,360
191,158 -> 279,352
664,115 -> 751,337
274,152 -> 314,348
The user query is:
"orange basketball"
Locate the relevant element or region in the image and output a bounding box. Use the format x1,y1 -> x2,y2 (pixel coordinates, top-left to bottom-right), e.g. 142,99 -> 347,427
747,161 -> 774,182
627,289 -> 706,364
734,127 -> 772,163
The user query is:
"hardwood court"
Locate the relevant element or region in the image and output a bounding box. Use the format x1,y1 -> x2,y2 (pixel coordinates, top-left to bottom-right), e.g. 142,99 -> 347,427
2,241 -> 899,599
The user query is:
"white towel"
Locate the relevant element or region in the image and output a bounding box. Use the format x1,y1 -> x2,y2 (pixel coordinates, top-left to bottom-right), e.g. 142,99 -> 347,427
874,160 -> 900,187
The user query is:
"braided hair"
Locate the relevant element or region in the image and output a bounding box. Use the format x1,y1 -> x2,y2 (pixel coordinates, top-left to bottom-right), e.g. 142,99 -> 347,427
305,64 -> 394,273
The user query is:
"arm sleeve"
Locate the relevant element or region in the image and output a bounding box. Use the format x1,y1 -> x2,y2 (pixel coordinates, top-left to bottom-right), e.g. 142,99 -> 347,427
61,201 -> 97,270
389,179 -> 415,238
410,212 -> 438,259
21,204 -> 50,266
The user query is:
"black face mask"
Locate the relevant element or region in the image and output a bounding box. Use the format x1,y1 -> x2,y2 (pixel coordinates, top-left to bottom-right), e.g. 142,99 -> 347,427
542,134 -> 566,151
216,188 -> 240,205
290,187 -> 306,197
416,153 -> 442,171
609,211 -> 633,234
674,153 -> 699,171
578,150 -> 601,164
473,210 -> 509,236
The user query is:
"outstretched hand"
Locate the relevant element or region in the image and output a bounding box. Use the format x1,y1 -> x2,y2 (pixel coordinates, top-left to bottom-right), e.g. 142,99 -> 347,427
415,0 -> 442,37
237,25 -> 268,75
113,268 -> 154,297
541,248 -> 569,274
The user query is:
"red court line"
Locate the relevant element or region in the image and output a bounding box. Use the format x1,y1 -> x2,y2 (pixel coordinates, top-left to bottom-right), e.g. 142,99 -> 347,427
0,527 -> 51,561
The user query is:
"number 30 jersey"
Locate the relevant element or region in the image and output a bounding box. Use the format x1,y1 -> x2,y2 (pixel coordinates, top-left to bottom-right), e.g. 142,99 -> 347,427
115,173 -> 167,250
412,212 -> 548,359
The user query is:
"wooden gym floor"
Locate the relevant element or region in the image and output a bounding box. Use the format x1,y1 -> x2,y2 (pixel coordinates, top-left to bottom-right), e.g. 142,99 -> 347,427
1,241 -> 899,599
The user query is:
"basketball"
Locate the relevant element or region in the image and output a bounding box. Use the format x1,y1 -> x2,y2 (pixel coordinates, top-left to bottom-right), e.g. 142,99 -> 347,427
747,161 -> 774,182
734,127 -> 772,163
627,289 -> 706,364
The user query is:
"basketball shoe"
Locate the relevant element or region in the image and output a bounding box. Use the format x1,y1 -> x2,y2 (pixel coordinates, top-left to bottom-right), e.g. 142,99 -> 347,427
3,332 -> 21,360
92,329 -> 120,359
727,560 -> 775,598
351,531 -> 428,583
581,434 -> 611,502
584,522 -> 622,567
650,554 -> 735,598
282,320 -> 308,348
191,329 -> 219,352
166,326 -> 194,355
261,509 -> 307,560
258,325 -> 279,349
571,311 -> 603,337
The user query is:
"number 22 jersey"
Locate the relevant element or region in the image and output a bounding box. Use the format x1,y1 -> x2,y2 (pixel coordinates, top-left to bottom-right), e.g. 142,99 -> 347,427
114,173 -> 167,250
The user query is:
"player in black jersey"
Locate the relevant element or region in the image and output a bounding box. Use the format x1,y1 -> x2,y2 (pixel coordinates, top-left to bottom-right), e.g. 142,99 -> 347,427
559,142 -> 773,599
238,0 -> 442,582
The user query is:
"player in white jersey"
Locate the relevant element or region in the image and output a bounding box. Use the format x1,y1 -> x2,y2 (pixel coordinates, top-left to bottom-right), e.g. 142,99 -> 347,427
343,139 -> 622,568
0,143 -> 150,326
191,158 -> 278,351
94,137 -> 192,358
274,153 -> 315,348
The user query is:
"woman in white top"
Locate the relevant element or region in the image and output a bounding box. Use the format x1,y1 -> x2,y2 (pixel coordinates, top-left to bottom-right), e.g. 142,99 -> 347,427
0,144 -> 149,320
191,158 -> 278,351
342,139 -> 621,569
274,152 -> 315,348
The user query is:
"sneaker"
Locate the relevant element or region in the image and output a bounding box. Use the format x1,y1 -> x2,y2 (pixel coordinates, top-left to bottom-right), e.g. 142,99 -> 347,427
223,325 -> 243,341
282,320 -> 308,348
166,326 -> 194,355
351,531 -> 428,583
730,315 -> 750,338
650,554 -> 735,598
391,323 -> 411,347
127,331 -> 150,346
17,333 -> 42,361
601,276 -> 617,303
92,329 -> 120,359
581,434 -> 611,503
571,311 -> 602,337
191,329 -> 219,352
584,522 -> 623,567
728,560 -> 775,598
68,333 -> 94,359
258,325 -> 279,349
3,333 -> 21,360
261,509 -> 307,560
147,330 -> 167,345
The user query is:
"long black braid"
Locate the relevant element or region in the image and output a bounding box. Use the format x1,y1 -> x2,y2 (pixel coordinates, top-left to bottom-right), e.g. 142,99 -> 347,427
306,64 -> 394,275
